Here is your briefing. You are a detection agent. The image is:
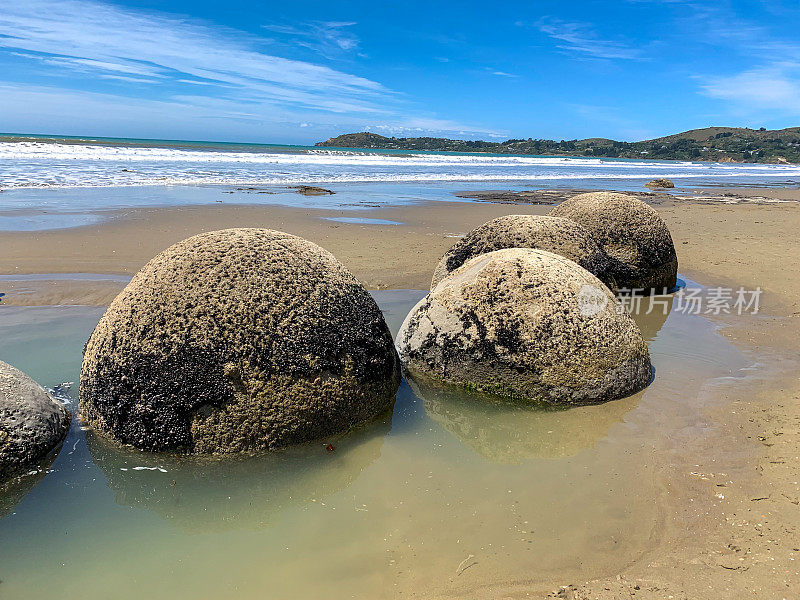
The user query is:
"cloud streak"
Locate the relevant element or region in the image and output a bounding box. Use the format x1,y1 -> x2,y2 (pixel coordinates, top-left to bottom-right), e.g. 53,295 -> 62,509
534,18 -> 642,60
0,0 -> 384,114
0,0 -> 501,138
262,21 -> 363,58
700,64 -> 800,116
680,4 -> 800,117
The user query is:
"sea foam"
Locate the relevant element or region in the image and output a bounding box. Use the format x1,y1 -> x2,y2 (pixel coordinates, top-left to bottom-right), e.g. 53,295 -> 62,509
1,140 -> 799,189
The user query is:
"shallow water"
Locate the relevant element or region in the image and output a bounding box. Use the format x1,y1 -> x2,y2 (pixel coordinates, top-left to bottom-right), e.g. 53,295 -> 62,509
1,157 -> 800,230
323,217 -> 403,225
0,286 -> 750,599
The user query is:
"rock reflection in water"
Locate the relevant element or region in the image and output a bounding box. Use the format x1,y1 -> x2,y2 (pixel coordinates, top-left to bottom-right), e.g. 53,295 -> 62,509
625,290 -> 673,342
0,448 -> 60,519
410,377 -> 641,463
86,415 -> 390,532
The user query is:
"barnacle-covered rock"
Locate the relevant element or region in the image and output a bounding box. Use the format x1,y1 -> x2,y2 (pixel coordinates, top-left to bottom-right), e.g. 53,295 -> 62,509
81,228 -> 399,454
398,248 -> 651,405
550,192 -> 678,292
430,215 -> 616,290
1,360 -> 70,480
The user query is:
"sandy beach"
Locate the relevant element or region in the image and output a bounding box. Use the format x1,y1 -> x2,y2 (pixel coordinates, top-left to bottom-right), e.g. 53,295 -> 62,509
5,0 -> 800,596
2,186 -> 799,307
1,187 -> 800,598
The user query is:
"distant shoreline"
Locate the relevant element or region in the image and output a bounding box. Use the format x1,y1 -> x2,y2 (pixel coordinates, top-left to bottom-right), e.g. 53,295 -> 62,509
4,125 -> 800,165
317,127 -> 800,165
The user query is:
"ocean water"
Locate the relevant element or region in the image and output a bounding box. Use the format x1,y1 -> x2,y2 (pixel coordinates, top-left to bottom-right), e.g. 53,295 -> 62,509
0,285 -> 753,599
1,135 -> 799,230
2,135 -> 800,190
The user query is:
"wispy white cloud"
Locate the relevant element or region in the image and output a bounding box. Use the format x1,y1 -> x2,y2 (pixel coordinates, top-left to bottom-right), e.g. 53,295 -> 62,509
0,0 -> 384,114
262,21 -> 362,58
0,0 -> 499,138
0,82 -> 504,142
532,17 -> 642,60
11,52 -> 166,79
700,64 -> 800,116
488,69 -> 518,78
675,4 -> 800,117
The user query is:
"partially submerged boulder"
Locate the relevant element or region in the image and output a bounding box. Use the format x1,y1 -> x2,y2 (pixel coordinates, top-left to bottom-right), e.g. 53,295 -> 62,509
550,192 -> 678,291
430,215 -> 616,290
645,178 -> 674,189
1,360 -> 70,480
81,228 -> 400,454
398,248 -> 652,405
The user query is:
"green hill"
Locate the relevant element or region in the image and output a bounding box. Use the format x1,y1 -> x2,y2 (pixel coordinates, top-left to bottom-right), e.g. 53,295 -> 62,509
316,127 -> 800,164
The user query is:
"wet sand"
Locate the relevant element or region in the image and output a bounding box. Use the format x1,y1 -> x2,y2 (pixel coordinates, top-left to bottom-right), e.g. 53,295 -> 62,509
2,187 -> 800,307
0,201 -> 550,304
1,188 -> 800,597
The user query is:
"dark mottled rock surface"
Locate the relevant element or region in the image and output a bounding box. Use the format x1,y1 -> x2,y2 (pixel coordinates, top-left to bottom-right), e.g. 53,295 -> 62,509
398,248 -> 652,405
645,178 -> 675,189
454,190 -> 565,204
454,188 -> 678,206
290,185 -> 335,196
550,192 -> 678,292
430,215 -> 616,290
81,228 -> 399,454
0,360 -> 70,480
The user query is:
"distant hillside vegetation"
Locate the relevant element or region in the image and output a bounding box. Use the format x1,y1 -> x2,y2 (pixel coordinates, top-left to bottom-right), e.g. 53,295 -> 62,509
316,127 -> 800,164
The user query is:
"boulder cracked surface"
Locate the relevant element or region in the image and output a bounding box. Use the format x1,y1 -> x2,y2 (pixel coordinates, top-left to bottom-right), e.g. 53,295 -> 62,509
398,248 -> 652,405
1,360 -> 70,480
80,228 -> 400,454
549,192 -> 678,292
430,215 -> 616,290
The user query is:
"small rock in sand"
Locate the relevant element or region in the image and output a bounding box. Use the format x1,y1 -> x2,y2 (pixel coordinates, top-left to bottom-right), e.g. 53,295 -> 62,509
291,185 -> 335,196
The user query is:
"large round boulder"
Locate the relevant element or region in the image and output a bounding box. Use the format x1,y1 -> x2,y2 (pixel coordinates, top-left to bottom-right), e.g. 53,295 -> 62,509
549,192 -> 678,291
80,228 -> 400,454
1,360 -> 70,479
430,215 -> 616,290
398,248 -> 652,405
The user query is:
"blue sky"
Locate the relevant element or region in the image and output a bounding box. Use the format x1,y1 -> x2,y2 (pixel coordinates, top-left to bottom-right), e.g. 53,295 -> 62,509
1,0 -> 800,144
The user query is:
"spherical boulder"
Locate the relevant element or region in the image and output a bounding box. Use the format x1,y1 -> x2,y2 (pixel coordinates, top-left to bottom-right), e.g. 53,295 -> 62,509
397,248 -> 652,405
430,215 -> 616,290
1,360 -> 70,479
549,192 -> 678,292
80,228 -> 400,454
